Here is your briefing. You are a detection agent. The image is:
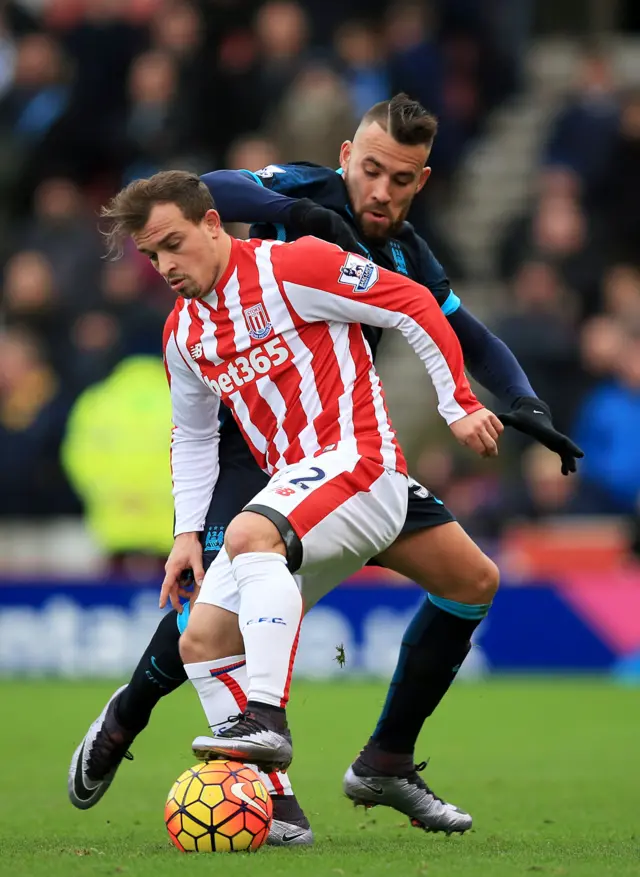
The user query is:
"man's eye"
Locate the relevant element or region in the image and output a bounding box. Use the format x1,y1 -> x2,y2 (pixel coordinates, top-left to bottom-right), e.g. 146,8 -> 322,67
364,168 -> 378,178
167,241 -> 180,251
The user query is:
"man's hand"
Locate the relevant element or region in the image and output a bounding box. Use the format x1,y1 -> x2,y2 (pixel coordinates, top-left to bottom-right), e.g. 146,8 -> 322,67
450,408 -> 504,458
160,532 -> 205,612
287,198 -> 365,254
498,397 -> 584,475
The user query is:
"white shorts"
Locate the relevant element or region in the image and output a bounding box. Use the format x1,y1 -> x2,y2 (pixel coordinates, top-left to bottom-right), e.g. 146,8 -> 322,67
196,448 -> 408,612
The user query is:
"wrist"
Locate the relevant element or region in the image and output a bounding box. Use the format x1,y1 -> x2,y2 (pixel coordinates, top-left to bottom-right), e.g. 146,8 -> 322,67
513,395 -> 550,416
174,530 -> 201,542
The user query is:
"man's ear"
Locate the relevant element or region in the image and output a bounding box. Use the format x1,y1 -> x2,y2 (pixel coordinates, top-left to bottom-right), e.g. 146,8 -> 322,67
339,141 -> 352,174
205,209 -> 222,236
416,167 -> 431,193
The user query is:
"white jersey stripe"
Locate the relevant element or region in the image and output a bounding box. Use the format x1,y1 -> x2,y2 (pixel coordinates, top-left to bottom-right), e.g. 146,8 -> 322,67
220,267 -> 251,351
256,375 -> 288,467
228,389 -> 269,462
328,322 -> 356,448
367,363 -> 398,470
195,300 -> 223,367
254,240 -> 320,457
175,303 -> 205,376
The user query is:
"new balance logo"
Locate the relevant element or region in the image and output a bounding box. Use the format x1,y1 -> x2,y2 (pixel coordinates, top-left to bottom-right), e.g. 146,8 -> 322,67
203,337 -> 292,398
189,343 -> 203,360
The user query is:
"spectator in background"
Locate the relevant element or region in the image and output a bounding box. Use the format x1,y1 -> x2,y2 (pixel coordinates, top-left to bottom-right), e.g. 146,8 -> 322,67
542,46 -> 619,200
386,1 -> 443,121
61,355 -> 174,577
67,309 -> 123,394
226,134 -> 281,173
493,259 -> 582,435
601,265 -> 640,323
597,90 -> 640,264
225,134 -> 282,238
255,0 -> 309,113
2,249 -> 69,374
0,8 -> 18,101
200,12 -> 263,164
497,166 -> 605,317
122,49 -> 180,181
574,324 -> 640,515
148,1 -> 208,165
0,33 -> 72,209
0,327 -> 79,517
269,61 -> 356,167
99,256 -> 166,357
334,20 -> 390,118
579,314 -> 625,383
15,177 -> 103,308
512,444 -> 581,521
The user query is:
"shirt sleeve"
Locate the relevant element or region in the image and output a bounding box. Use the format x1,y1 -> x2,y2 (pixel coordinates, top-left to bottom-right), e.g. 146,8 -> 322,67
163,309 -> 221,536
275,237 -> 483,425
409,228 -> 460,315
447,306 -> 535,403
200,169 -> 299,225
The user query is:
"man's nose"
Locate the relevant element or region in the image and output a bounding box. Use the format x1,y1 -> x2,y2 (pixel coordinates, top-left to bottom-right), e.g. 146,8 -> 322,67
158,252 -> 177,277
371,179 -> 391,204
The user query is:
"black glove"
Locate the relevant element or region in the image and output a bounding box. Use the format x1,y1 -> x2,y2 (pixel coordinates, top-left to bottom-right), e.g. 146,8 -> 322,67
498,396 -> 584,476
287,198 -> 365,254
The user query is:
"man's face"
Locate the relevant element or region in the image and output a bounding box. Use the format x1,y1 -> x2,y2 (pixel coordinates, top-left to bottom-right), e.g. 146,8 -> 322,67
133,202 -> 223,299
340,122 -> 431,242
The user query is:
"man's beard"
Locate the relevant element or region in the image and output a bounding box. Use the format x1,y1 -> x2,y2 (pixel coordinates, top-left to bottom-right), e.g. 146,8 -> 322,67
357,210 -> 407,243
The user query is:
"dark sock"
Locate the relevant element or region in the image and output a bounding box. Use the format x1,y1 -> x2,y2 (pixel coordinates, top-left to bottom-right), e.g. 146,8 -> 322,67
246,701 -> 288,733
271,795 -> 310,829
369,595 -> 489,756
115,610 -> 187,732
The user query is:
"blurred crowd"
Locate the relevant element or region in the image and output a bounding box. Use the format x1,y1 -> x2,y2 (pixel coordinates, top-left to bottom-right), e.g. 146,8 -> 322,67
2,0 -> 639,561
0,0 -> 525,534
416,45 -> 640,550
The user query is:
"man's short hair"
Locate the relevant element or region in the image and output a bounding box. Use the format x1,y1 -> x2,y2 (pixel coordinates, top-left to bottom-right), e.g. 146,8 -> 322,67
101,170 -> 215,257
360,93 -> 438,148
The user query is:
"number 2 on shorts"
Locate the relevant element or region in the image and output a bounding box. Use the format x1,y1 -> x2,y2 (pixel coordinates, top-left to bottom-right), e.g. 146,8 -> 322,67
289,467 -> 326,490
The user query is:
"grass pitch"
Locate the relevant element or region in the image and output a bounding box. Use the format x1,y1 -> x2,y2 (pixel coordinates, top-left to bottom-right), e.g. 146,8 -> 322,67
0,678 -> 638,876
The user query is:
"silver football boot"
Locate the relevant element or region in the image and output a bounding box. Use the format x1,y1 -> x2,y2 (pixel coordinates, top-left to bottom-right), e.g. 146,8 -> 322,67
343,760 -> 472,834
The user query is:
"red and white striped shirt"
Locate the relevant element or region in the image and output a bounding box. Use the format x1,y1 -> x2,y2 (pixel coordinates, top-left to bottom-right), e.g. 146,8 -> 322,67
163,236 -> 483,535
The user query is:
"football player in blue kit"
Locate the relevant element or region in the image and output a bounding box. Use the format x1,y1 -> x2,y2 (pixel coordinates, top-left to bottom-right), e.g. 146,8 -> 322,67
69,94 -> 583,842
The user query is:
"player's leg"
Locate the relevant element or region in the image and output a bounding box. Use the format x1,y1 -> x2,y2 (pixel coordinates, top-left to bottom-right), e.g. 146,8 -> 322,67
187,451 -> 408,770
68,440 -> 264,809
68,607 -> 188,810
182,598 -> 312,845
344,480 -> 498,833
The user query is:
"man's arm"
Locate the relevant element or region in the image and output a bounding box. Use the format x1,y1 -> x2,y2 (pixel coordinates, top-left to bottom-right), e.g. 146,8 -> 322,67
161,309 -> 221,610
409,230 -> 535,401
448,306 -> 534,400
201,169 -> 365,253
163,309 -> 221,536
411,233 -> 584,473
275,237 -> 503,455
201,170 -> 298,224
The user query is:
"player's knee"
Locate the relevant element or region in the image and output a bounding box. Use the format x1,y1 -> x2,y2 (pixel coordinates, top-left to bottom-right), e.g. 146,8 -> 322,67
179,627 -> 210,664
471,556 -> 500,604
224,511 -> 284,561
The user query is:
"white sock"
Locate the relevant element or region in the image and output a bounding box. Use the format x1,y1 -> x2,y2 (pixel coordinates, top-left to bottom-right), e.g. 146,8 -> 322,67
184,655 -> 293,797
232,552 -> 303,708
